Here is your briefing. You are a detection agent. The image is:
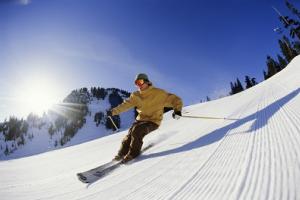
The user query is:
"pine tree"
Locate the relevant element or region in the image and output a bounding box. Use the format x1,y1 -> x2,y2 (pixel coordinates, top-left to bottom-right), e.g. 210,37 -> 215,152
18,134 -> 25,146
251,78 -> 257,86
230,82 -> 235,95
285,0 -> 300,19
279,36 -> 298,62
245,76 -> 253,89
48,124 -> 55,137
266,56 -> 279,78
276,2 -> 300,41
245,76 -> 257,89
263,70 -> 268,80
229,78 -> 245,95
4,144 -> 9,156
94,112 -> 104,126
294,41 -> 300,54
236,78 -> 244,92
277,54 -> 288,70
279,14 -> 300,41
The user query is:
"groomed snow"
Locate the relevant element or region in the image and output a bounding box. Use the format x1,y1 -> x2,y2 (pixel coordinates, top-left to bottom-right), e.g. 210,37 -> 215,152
0,56 -> 299,200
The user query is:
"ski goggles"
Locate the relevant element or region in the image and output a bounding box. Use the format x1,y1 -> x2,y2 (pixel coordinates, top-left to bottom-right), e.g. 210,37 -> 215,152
135,79 -> 145,87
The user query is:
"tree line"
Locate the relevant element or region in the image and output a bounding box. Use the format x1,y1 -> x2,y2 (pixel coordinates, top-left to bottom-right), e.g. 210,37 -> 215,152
229,0 -> 300,95
0,87 -> 131,156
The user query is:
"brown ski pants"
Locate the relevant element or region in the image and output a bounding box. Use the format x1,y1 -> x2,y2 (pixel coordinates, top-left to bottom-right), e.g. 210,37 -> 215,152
117,120 -> 159,158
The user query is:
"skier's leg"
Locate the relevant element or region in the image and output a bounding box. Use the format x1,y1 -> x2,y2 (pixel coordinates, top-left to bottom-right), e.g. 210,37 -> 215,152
114,135 -> 131,160
115,122 -> 138,158
125,121 -> 158,160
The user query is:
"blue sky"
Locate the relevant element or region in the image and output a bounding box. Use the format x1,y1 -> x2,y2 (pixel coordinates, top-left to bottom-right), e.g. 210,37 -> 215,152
0,0 -> 297,121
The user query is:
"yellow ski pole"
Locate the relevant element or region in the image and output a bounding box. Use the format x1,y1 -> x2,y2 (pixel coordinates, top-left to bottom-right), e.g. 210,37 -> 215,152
181,115 -> 239,121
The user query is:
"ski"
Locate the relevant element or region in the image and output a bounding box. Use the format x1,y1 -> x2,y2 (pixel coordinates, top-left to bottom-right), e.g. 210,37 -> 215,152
77,143 -> 155,184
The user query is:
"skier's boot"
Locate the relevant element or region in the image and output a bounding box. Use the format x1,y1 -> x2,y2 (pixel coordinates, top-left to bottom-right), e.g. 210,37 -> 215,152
121,154 -> 134,163
113,155 -> 123,161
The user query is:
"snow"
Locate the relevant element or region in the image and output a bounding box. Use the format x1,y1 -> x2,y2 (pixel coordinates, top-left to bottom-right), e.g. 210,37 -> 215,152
0,90 -> 135,159
0,56 -> 300,199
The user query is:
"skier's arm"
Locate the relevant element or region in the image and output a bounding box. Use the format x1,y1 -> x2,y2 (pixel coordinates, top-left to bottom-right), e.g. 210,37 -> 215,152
165,93 -> 183,112
111,93 -> 140,115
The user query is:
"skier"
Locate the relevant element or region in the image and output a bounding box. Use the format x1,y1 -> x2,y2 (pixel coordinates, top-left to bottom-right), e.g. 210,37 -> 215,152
107,73 -> 183,163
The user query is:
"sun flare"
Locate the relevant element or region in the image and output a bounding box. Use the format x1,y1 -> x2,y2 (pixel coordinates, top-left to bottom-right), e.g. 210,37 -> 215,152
16,77 -> 62,116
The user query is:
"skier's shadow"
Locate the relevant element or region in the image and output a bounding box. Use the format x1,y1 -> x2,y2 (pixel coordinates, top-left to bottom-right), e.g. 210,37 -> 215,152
142,87 -> 300,160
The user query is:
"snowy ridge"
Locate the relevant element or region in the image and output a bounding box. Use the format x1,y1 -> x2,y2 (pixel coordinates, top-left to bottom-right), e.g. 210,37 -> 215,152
0,88 -> 135,159
0,56 -> 299,199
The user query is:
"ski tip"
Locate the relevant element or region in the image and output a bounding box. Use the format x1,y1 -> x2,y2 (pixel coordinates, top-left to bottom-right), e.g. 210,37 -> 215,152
77,173 -> 90,184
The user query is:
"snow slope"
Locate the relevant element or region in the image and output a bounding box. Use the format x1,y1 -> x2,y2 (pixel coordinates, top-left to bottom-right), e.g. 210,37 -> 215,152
0,56 -> 300,200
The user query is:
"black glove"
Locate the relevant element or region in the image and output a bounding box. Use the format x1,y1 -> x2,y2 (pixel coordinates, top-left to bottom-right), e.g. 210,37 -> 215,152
172,110 -> 182,119
107,110 -> 113,117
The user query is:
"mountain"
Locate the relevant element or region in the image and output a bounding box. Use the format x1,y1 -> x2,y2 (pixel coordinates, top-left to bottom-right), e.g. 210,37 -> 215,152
0,56 -> 300,199
0,87 -> 135,159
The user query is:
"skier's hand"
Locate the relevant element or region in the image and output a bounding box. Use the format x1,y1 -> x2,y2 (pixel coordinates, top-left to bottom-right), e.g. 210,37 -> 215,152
172,110 -> 182,119
107,110 -> 113,117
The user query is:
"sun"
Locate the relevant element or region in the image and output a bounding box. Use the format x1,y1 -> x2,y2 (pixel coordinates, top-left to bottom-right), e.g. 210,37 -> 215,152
22,85 -> 57,115
16,77 -> 62,116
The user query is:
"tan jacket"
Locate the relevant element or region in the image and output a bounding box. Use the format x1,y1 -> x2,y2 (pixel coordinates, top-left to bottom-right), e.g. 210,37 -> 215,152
111,86 -> 183,126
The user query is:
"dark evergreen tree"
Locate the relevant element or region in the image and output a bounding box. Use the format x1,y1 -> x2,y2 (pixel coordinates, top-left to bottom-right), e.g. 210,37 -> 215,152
18,134 -> 25,146
234,82 -> 238,93
93,87 -> 107,100
5,117 -> 22,141
274,2 -> 300,66
294,41 -> 300,54
278,11 -> 300,40
60,123 -> 77,146
279,36 -> 298,62
251,78 -> 257,86
81,87 -> 88,93
285,0 -> 300,19
120,90 -> 131,98
54,116 -> 67,131
245,76 -> 253,89
0,123 -> 4,132
109,91 -> 123,108
4,144 -> 9,156
229,78 -> 244,95
230,82 -> 235,95
94,112 -> 104,126
48,124 -> 55,137
277,54 -> 288,70
275,1 -> 300,41
265,56 -> 279,79
236,78 -> 244,92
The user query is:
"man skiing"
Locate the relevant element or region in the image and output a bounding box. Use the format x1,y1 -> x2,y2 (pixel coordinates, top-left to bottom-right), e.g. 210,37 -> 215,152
108,73 -> 183,163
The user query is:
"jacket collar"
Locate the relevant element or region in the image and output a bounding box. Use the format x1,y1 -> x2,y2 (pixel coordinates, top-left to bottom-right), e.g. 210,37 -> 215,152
139,85 -> 153,95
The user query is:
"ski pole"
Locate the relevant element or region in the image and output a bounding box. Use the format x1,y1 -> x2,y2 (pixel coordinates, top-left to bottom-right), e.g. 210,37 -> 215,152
181,115 -> 239,121
108,116 -> 119,131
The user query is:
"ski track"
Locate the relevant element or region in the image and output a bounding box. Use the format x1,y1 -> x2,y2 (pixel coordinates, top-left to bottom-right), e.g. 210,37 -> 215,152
168,90 -> 261,200
0,56 -> 300,200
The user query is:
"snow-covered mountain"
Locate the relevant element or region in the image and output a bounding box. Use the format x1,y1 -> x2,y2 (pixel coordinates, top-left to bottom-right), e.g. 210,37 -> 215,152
0,56 -> 300,200
0,88 -> 135,159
